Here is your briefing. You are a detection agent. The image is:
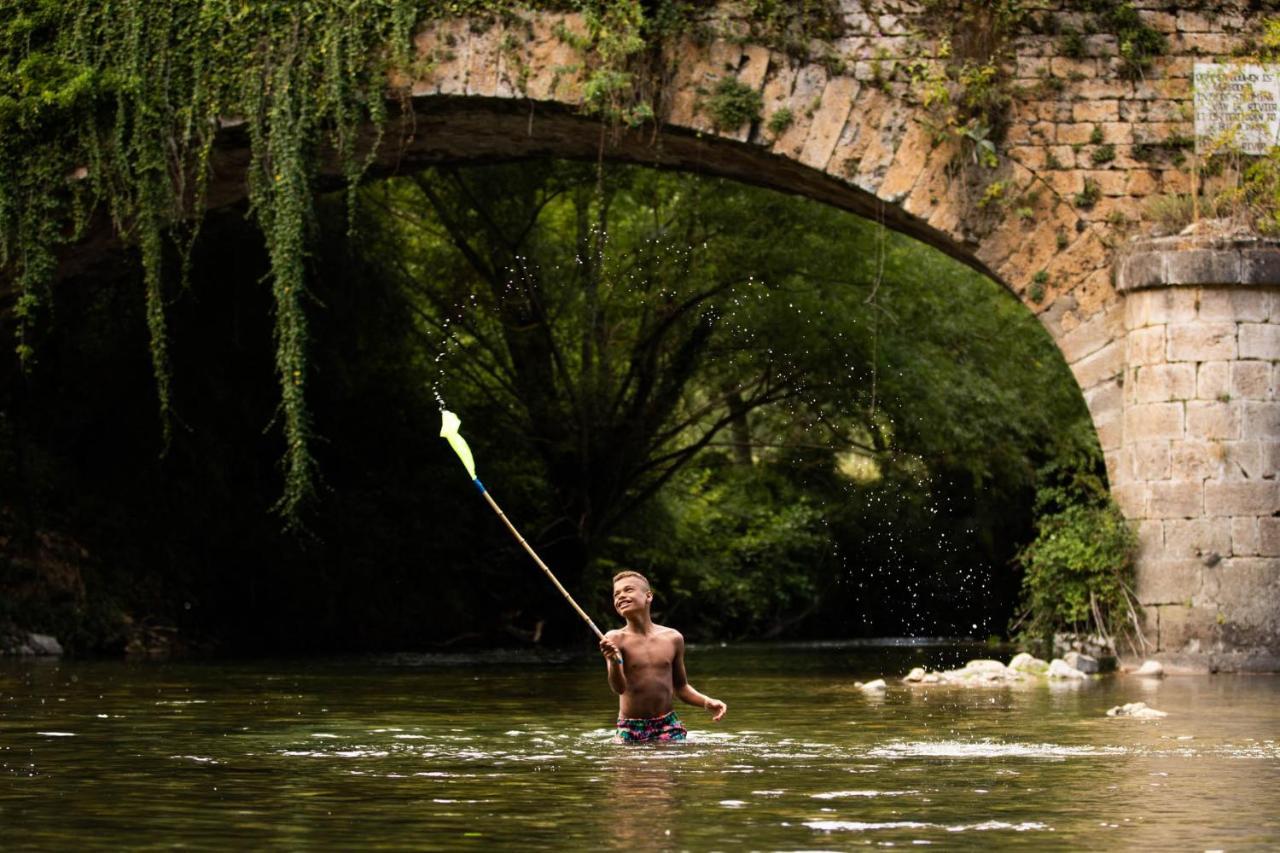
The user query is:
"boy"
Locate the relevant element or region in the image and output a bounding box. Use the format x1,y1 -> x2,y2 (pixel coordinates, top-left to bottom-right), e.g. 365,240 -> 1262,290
599,570 -> 727,743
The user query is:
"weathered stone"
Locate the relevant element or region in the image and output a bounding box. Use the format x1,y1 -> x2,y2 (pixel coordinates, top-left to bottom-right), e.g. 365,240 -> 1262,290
1124,327 -> 1165,370
1204,481 -> 1280,517
1198,289 -> 1270,322
1137,558 -> 1204,603
1128,441 -> 1171,479
1238,323 -> 1280,360
1131,363 -> 1195,403
1169,440 -> 1223,482
1147,481 -> 1203,518
1261,519 -> 1280,557
1192,363 -> 1229,404
1064,651 -> 1100,673
1163,518 -> 1231,560
1133,659 -> 1165,677
1230,362 -> 1272,400
1166,323 -> 1237,362
1124,402 -> 1183,442
1224,441 -> 1269,481
1047,659 -> 1086,679
1185,400 -> 1241,441
1242,402 -> 1280,440
1231,516 -> 1261,556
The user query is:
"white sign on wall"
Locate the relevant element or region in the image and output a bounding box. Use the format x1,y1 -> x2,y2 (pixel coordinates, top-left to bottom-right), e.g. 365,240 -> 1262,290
1194,63 -> 1280,155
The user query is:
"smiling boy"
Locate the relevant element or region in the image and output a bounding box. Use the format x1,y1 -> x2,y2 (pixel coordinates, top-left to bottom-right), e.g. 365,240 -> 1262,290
599,570 -> 727,743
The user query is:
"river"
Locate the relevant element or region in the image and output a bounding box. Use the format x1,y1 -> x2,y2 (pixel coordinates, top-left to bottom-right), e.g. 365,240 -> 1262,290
2,641 -> 1278,850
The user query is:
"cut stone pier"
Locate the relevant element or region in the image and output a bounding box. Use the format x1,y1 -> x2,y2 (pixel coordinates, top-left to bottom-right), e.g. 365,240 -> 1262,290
1114,235 -> 1280,672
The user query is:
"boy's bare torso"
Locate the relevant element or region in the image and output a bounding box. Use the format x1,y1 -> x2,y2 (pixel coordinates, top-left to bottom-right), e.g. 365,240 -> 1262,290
605,625 -> 682,719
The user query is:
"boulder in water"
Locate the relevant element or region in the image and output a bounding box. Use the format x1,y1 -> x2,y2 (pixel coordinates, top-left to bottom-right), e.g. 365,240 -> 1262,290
1106,702 -> 1167,718
1064,651 -> 1099,674
1047,658 -> 1086,679
1134,659 -> 1164,677
855,679 -> 887,692
903,667 -> 926,683
1008,652 -> 1049,674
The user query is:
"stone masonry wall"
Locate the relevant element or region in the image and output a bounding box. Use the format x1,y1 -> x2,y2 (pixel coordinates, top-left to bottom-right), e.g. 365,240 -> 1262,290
1115,239 -> 1280,670
170,1 -> 1280,666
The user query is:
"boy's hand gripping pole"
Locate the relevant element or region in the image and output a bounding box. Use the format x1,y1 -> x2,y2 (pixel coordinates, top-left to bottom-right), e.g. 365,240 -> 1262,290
440,411 -> 622,666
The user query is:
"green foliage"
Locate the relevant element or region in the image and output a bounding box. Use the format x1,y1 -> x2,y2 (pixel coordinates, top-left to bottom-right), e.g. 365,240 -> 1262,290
1014,422 -> 1138,651
1090,143 -> 1116,166
766,106 -> 794,136
705,76 -> 763,131
1059,27 -> 1086,59
1080,0 -> 1167,80
1028,269 -> 1048,303
1073,178 -> 1101,210
0,0 -> 427,528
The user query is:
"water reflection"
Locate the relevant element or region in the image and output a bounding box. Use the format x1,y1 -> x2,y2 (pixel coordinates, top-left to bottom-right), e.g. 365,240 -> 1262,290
1,645 -> 1278,850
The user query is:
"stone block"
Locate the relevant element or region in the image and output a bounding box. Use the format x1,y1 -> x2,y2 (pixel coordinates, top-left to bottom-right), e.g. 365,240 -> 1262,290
1132,363 -> 1195,403
1241,250 -> 1280,286
1154,605 -> 1219,652
1136,559 -> 1203,604
1129,441 -> 1171,480
1098,122 -> 1133,144
1204,481 -> 1280,517
1231,517 -> 1261,556
1224,441 -> 1269,481
1057,122 -> 1098,145
1148,481 -> 1203,518
1162,518 -> 1231,560
1111,482 -> 1148,518
1072,100 -> 1119,122
1243,402 -> 1280,440
1238,323 -> 1280,360
1074,79 -> 1133,100
1165,251 -> 1242,286
1262,440 -> 1280,475
1261,519 -> 1280,557
1231,362 -> 1273,401
1060,308 -> 1124,363
1071,341 -> 1124,389
1167,323 -> 1237,362
1137,519 -> 1164,559
1210,558 -> 1280,632
1124,402 -> 1184,442
1170,440 -> 1223,482
1126,170 -> 1160,197
1186,400 -> 1241,441
1126,325 -> 1166,366
1198,289 -> 1270,322
1196,361 -> 1230,401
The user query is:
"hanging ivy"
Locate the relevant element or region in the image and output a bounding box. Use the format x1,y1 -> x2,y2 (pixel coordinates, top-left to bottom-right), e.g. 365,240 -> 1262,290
1,0 -> 847,529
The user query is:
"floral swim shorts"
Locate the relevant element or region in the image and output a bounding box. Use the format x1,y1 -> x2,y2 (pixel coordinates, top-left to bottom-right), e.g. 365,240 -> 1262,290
614,710 -> 687,744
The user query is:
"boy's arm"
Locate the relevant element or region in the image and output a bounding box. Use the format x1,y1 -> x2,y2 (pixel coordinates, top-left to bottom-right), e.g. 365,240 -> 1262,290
671,632 -> 727,721
600,632 -> 626,695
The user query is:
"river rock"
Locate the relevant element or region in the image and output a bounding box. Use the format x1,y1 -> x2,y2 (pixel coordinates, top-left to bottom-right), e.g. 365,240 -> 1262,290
856,679 -> 887,692
1064,651 -> 1099,674
1008,652 -> 1049,674
1134,659 -> 1164,677
1106,702 -> 1167,719
903,667 -> 926,683
1,632 -> 64,656
1047,658 -> 1086,679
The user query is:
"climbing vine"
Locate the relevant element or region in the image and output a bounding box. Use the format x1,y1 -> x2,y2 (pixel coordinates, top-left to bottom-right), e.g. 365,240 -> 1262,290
1,1 -> 848,529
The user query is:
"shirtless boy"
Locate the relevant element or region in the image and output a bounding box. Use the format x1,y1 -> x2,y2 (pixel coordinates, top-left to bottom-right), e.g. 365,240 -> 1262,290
598,570 -> 727,743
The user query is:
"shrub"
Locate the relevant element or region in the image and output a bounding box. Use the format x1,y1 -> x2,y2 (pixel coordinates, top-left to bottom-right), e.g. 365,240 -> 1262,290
705,76 -> 764,131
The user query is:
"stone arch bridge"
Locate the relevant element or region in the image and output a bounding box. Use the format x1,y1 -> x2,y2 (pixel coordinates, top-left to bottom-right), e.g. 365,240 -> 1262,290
161,1 -> 1280,668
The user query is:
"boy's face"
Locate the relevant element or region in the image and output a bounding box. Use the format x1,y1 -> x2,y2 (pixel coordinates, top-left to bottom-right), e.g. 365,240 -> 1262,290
612,576 -> 652,617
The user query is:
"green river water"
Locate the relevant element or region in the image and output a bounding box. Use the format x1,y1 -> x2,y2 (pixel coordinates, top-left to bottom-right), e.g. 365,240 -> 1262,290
2,641 -> 1278,850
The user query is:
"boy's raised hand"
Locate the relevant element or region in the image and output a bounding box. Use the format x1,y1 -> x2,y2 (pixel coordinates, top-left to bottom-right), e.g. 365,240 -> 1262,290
705,697 -> 727,722
599,636 -> 621,663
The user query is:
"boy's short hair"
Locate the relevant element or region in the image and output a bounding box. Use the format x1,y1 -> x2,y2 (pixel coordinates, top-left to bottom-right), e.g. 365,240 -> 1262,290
612,570 -> 650,590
